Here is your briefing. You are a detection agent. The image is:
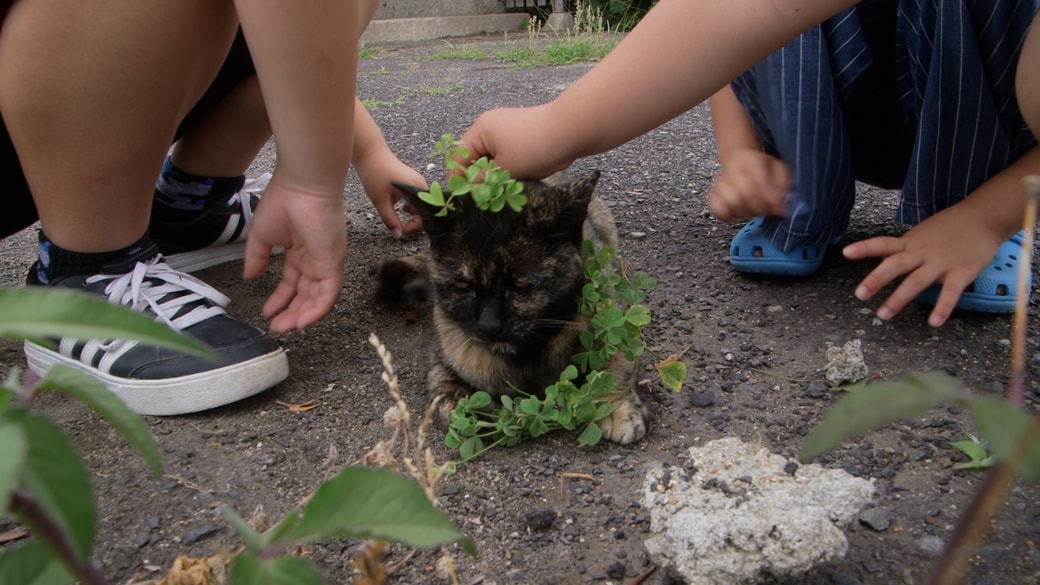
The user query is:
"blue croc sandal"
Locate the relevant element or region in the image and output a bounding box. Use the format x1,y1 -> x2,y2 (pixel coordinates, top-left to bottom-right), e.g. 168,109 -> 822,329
915,230 -> 1032,314
729,217 -> 826,276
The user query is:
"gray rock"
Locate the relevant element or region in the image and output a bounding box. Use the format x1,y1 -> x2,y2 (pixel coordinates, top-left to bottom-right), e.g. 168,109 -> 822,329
858,507 -> 891,531
643,437 -> 876,585
825,339 -> 869,386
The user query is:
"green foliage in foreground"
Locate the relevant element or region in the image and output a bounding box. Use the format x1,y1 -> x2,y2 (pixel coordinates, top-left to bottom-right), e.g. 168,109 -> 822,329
0,287 -> 471,585
800,371 -> 1040,479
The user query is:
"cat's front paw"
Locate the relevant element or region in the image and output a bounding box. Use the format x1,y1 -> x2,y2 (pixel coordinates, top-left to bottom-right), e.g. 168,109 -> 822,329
428,364 -> 471,428
433,394 -> 459,428
597,396 -> 647,444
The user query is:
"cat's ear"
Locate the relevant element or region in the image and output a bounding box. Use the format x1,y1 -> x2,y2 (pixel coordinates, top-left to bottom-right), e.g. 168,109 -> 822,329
545,170 -> 600,240
392,182 -> 443,226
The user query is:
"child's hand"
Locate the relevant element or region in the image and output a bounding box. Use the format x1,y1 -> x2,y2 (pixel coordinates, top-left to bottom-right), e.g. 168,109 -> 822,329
460,104 -> 574,180
842,206 -> 1006,327
356,150 -> 427,237
243,174 -> 347,333
707,148 -> 791,222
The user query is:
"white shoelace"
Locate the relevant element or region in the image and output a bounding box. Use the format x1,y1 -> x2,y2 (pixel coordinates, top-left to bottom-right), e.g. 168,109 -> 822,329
88,257 -> 229,332
228,172 -> 272,231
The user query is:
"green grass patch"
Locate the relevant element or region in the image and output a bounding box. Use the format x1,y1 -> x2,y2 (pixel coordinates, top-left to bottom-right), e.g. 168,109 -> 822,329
498,35 -> 617,68
358,43 -> 380,59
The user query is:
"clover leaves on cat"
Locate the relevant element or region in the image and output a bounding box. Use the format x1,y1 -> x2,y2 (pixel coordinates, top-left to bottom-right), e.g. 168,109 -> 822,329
419,134 -> 527,216
574,241 -> 653,373
446,242 -> 663,461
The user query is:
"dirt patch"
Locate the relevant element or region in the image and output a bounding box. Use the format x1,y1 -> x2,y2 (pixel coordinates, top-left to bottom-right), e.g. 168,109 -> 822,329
2,35 -> 1038,585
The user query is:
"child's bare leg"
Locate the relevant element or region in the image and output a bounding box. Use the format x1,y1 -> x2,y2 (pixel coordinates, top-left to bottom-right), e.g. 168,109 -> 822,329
170,74 -> 271,177
0,0 -> 239,253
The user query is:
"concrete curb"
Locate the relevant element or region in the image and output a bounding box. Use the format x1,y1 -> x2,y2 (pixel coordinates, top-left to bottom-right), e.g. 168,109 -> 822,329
362,14 -> 531,45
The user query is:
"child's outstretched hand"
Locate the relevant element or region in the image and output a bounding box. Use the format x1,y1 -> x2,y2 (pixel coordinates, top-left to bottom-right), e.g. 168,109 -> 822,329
243,174 -> 347,334
842,206 -> 1006,328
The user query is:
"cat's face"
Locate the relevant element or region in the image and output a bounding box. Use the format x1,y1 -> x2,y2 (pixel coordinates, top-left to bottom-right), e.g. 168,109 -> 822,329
396,173 -> 600,356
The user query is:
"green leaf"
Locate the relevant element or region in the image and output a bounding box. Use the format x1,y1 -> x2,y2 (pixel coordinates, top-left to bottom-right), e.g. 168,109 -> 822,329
0,424 -> 27,511
559,365 -> 579,382
418,183 -> 445,207
968,398 -> 1040,480
948,440 -> 994,471
799,372 -> 972,462
466,391 -> 492,410
3,409 -> 95,559
500,395 -> 514,411
631,272 -> 655,289
519,397 -> 541,416
230,553 -> 327,585
655,360 -> 686,392
34,366 -> 161,478
447,175 -> 471,195
283,466 -> 475,555
505,192 -> 528,213
0,541 -> 73,585
471,183 -> 491,208
593,402 -> 615,420
624,305 -> 651,327
527,417 -> 550,438
578,422 -> 603,447
0,288 -> 211,358
460,436 -> 484,460
505,180 -> 524,196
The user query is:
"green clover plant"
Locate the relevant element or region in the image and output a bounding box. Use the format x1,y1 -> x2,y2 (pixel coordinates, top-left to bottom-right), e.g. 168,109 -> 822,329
419,134 -> 526,216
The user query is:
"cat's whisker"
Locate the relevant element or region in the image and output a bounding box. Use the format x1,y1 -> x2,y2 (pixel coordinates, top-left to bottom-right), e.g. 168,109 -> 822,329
531,318 -> 585,331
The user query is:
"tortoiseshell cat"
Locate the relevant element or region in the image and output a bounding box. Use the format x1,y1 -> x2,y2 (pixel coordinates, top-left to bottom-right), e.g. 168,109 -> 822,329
376,171 -> 646,444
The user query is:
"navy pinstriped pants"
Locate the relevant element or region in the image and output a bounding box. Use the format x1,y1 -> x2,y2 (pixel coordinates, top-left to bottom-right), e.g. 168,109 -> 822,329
729,0 -> 1039,251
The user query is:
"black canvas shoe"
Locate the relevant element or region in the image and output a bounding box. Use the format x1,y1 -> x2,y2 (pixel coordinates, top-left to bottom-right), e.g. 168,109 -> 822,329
23,244 -> 288,416
151,173 -> 276,272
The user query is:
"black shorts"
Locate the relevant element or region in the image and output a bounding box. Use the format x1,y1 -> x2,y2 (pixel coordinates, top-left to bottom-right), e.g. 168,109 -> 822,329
0,29 -> 255,239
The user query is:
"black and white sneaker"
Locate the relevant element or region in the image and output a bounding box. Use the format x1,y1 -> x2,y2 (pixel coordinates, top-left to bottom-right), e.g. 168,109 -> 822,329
23,245 -> 288,416
152,173 -> 276,273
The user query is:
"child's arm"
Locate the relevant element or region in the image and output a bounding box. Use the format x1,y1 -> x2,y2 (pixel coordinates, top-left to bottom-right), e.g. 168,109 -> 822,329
461,0 -> 859,179
234,0 -> 358,332
352,98 -> 427,237
707,86 -> 791,222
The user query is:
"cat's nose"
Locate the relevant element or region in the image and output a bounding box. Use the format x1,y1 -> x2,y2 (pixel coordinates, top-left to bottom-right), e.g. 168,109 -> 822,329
477,306 -> 503,337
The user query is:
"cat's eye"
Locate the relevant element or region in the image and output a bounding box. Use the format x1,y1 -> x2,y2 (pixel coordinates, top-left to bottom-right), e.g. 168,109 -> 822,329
513,280 -> 530,289
453,281 -> 470,290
